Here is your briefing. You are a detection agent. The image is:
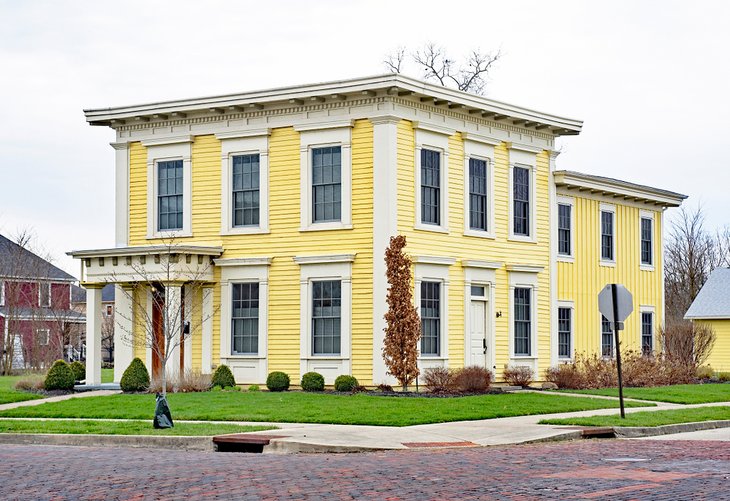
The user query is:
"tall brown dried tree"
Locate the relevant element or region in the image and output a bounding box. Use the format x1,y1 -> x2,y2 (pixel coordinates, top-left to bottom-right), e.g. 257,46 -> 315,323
382,235 -> 421,391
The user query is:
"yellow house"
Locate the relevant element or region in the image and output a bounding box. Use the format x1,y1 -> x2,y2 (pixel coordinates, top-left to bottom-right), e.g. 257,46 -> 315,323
685,268 -> 730,371
69,74 -> 686,386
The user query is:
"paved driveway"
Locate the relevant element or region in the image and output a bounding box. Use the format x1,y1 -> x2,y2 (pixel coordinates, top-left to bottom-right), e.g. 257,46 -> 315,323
1,439 -> 728,500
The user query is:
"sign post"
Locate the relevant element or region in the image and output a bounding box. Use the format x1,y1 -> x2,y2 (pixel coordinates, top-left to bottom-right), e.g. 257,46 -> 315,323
598,284 -> 634,419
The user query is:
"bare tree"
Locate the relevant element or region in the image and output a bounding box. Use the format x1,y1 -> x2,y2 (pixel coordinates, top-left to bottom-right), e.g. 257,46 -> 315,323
384,43 -> 501,95
382,235 -> 421,391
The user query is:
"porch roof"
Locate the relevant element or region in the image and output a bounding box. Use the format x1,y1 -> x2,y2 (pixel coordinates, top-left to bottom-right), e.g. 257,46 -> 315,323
67,245 -> 223,259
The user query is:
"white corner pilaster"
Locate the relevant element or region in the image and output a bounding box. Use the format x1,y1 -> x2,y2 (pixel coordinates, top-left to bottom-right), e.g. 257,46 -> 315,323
85,285 -> 103,385
113,285 -> 134,383
201,285 -> 214,374
111,142 -> 129,247
165,284 -> 183,379
184,284 -> 193,374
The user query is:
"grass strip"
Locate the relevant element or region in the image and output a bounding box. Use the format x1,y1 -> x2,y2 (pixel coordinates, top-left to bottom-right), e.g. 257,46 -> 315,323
539,406 -> 730,428
557,384 -> 730,404
0,419 -> 275,436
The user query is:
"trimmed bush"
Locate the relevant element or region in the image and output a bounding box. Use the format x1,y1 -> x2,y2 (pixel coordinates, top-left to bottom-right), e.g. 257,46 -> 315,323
334,375 -> 358,392
424,367 -> 455,394
454,366 -> 493,393
70,361 -> 86,382
120,357 -> 150,393
301,372 -> 325,392
211,365 -> 236,389
248,384 -> 260,392
266,371 -> 290,392
44,360 -> 75,391
502,365 -> 534,387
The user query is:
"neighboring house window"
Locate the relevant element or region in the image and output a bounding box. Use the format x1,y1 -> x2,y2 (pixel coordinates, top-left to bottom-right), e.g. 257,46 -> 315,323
514,288 -> 531,356
231,283 -> 259,355
158,159 -> 184,231
641,312 -> 654,355
601,210 -> 614,261
513,167 -> 530,236
311,146 -> 342,223
558,307 -> 572,359
312,280 -> 341,355
36,329 -> 49,346
468,158 -> 488,231
641,217 -> 653,266
105,305 -> 113,316
421,149 -> 441,225
558,204 -> 571,256
232,154 -> 260,227
420,281 -> 440,356
39,282 -> 51,307
0,280 -> 4,306
601,315 -> 614,357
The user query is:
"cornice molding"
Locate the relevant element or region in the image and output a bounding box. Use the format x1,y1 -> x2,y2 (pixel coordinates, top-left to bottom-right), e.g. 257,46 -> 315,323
109,141 -> 128,150
369,115 -> 402,126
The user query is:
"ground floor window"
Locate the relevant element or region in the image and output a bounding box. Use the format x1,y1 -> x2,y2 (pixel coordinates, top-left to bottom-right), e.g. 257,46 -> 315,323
231,283 -> 259,355
601,316 -> 614,357
641,312 -> 654,355
312,280 -> 341,355
420,281 -> 441,356
557,307 -> 572,359
514,288 -> 531,356
36,328 -> 50,346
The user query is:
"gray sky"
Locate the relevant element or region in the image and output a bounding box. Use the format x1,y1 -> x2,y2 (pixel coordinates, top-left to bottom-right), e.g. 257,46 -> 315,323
1,0 -> 728,278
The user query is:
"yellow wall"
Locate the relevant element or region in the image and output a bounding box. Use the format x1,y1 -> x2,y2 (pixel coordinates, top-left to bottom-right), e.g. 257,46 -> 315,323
557,196 -> 663,356
697,320 -> 730,372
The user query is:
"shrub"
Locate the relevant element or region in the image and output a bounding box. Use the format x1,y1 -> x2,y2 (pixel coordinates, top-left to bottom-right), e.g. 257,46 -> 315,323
211,365 -> 236,389
301,372 -> 325,392
376,383 -> 394,392
454,366 -> 493,393
622,351 -> 663,388
660,321 -> 716,368
578,354 -> 617,389
718,372 -> 730,382
248,384 -> 260,392
44,360 -> 75,391
266,371 -> 290,392
352,385 -> 369,393
334,375 -> 358,392
502,365 -> 533,387
696,365 -> 714,380
148,378 -> 174,394
544,363 -> 585,390
177,370 -> 212,392
69,361 -> 86,382
120,358 -> 150,393
14,376 -> 45,392
423,367 -> 455,394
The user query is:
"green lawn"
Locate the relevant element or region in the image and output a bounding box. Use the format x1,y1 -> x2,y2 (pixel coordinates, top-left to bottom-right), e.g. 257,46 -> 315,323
558,384 -> 730,404
101,368 -> 114,383
540,406 -> 730,428
0,375 -> 44,405
0,419 -> 274,436
0,391 -> 652,426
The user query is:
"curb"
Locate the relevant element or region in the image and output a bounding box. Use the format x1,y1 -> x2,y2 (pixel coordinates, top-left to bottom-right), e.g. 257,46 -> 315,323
614,419 -> 730,438
0,433 -> 213,451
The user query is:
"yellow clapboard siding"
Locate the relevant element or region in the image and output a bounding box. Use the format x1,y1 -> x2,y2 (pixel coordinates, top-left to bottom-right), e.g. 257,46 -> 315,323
698,320 -> 730,372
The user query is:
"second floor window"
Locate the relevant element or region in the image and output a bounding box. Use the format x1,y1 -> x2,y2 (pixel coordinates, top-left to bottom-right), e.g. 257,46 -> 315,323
312,147 -> 341,223
232,283 -> 259,355
421,149 -> 441,225
469,158 -> 488,231
312,280 -> 341,355
39,282 -> 51,307
513,167 -> 530,236
558,204 -> 571,255
641,217 -> 653,265
601,210 -> 614,261
420,281 -> 441,356
514,288 -> 531,356
601,315 -> 614,357
158,160 -> 183,231
232,154 -> 260,227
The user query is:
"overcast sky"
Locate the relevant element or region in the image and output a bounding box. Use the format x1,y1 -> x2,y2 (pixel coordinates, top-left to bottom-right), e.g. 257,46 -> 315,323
1,0 -> 728,278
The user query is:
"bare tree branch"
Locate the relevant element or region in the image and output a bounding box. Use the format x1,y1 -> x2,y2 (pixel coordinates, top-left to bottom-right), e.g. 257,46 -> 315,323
383,46 -> 406,74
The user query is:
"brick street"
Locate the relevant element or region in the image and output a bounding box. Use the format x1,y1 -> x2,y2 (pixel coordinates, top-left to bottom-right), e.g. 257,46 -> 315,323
1,439 -> 728,500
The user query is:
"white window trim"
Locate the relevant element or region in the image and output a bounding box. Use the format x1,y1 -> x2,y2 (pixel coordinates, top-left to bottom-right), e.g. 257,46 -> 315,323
415,261 -> 451,361
218,130 -> 270,236
556,300 -> 574,360
38,282 -> 51,307
463,138 -> 495,239
0,280 -> 4,306
556,195 -> 575,262
599,203 -> 617,266
297,123 -> 353,232
640,305 -> 656,353
508,270 -> 539,359
219,261 -> 270,361
508,162 -> 538,243
36,328 -> 50,346
414,127 -> 450,233
639,210 -> 655,271
600,314 -> 615,359
144,137 -> 193,239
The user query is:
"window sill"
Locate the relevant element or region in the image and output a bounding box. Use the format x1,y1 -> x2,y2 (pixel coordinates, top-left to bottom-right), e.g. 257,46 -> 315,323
510,355 -> 537,360
418,356 -> 448,361
221,227 -> 270,236
600,260 -> 616,268
414,223 -> 449,234
557,255 -> 574,263
508,235 -> 537,244
464,229 -> 495,239
640,264 -> 655,272
301,356 -> 349,361
222,355 -> 267,360
299,223 -> 353,232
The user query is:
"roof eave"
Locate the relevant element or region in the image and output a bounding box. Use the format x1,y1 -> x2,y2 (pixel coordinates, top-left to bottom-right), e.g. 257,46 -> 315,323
67,245 -> 224,259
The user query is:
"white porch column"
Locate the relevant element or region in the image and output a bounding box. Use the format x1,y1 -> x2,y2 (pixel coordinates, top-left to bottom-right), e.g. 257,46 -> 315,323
113,285 -> 134,383
201,285 -> 214,374
165,284 -> 183,379
85,285 -> 103,385
183,284 -> 193,373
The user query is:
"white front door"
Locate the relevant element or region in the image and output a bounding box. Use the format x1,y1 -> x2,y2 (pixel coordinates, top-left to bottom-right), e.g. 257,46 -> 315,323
469,299 -> 488,367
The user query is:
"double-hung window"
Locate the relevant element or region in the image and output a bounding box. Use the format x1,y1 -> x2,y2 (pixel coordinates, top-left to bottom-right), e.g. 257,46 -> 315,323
558,204 -> 572,256
514,288 -> 532,356
601,209 -> 615,261
36,329 -> 49,346
311,147 -> 342,223
231,283 -> 259,355
601,315 -> 614,357
39,282 -> 51,307
557,307 -> 572,359
232,154 -> 260,227
421,149 -> 441,226
158,160 -> 183,231
469,158 -> 488,231
420,281 -> 440,356
312,280 -> 341,355
641,217 -> 653,266
513,167 -> 530,236
641,312 -> 654,355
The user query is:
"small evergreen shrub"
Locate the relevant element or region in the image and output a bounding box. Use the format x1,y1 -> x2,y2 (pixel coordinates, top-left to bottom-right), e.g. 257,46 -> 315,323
454,366 -> 493,393
120,357 -> 150,393
334,375 -> 358,392
248,384 -> 260,392
301,371 -> 325,392
211,364 -> 236,389
502,365 -> 534,387
44,360 -> 75,391
423,367 -> 455,394
70,361 -> 86,382
266,371 -> 290,392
